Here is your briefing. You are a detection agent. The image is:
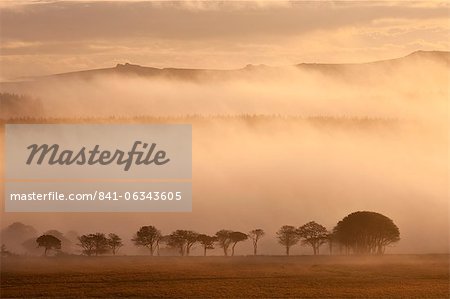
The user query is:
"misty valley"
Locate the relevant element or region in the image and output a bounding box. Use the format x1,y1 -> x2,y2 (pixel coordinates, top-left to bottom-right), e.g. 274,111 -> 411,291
1,51 -> 448,298
0,51 -> 448,257
1,1 -> 449,298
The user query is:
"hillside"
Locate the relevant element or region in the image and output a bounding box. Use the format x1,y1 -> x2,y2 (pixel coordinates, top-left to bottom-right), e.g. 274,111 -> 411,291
2,50 -> 448,85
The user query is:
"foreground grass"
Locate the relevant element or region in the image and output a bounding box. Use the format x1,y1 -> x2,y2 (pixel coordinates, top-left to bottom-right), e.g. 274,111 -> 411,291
1,255 -> 448,298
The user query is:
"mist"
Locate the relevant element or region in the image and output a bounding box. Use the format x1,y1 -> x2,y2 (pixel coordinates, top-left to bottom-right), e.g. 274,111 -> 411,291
2,53 -> 448,122
0,53 -> 448,255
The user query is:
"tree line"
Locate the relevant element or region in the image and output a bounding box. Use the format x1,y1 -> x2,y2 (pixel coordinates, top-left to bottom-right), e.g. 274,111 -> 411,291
30,211 -> 400,257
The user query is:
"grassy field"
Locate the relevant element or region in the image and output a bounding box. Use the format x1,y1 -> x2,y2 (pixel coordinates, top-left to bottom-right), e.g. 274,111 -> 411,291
1,255 -> 448,298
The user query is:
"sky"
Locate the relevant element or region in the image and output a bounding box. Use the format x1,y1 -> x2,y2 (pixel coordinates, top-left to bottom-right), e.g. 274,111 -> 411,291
0,1 -> 449,79
0,1 -> 448,255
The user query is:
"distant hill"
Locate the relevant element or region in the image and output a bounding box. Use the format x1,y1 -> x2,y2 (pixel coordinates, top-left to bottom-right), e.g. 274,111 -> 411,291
295,50 -> 450,75
42,62 -> 233,81
1,50 -> 448,86
1,50 -> 448,120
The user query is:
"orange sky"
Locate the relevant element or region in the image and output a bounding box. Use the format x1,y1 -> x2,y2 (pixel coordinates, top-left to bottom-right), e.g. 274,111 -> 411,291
0,1 -> 449,255
0,1 -> 449,80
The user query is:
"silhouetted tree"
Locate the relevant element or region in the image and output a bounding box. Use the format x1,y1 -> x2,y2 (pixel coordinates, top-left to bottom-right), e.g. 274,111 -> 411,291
45,230 -> 73,253
230,232 -> 248,256
248,229 -> 265,256
197,234 -> 216,256
277,225 -> 300,256
132,226 -> 161,256
107,233 -> 123,255
44,230 -> 66,241
36,234 -> 61,256
215,230 -> 233,256
298,221 -> 328,255
184,231 -> 199,256
167,230 -> 187,256
165,230 -> 198,256
91,233 -> 109,256
78,233 -> 109,256
78,235 -> 96,256
333,211 -> 400,255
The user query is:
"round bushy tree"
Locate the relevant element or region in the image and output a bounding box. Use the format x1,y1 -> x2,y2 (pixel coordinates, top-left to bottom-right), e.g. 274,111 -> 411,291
333,211 -> 400,255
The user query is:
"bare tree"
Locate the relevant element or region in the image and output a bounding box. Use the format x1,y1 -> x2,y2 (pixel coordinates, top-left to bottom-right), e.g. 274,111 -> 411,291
248,229 -> 265,256
298,221 -> 328,255
276,225 -> 300,256
132,226 -> 161,256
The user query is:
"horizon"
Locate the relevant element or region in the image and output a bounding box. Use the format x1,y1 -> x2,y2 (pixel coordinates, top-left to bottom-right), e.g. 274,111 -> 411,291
2,49 -> 448,82
7,49 -> 450,82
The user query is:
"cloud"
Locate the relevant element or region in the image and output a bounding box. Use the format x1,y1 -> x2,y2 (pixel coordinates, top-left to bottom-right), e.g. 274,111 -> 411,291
0,1 -> 448,79
1,1 -> 448,42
